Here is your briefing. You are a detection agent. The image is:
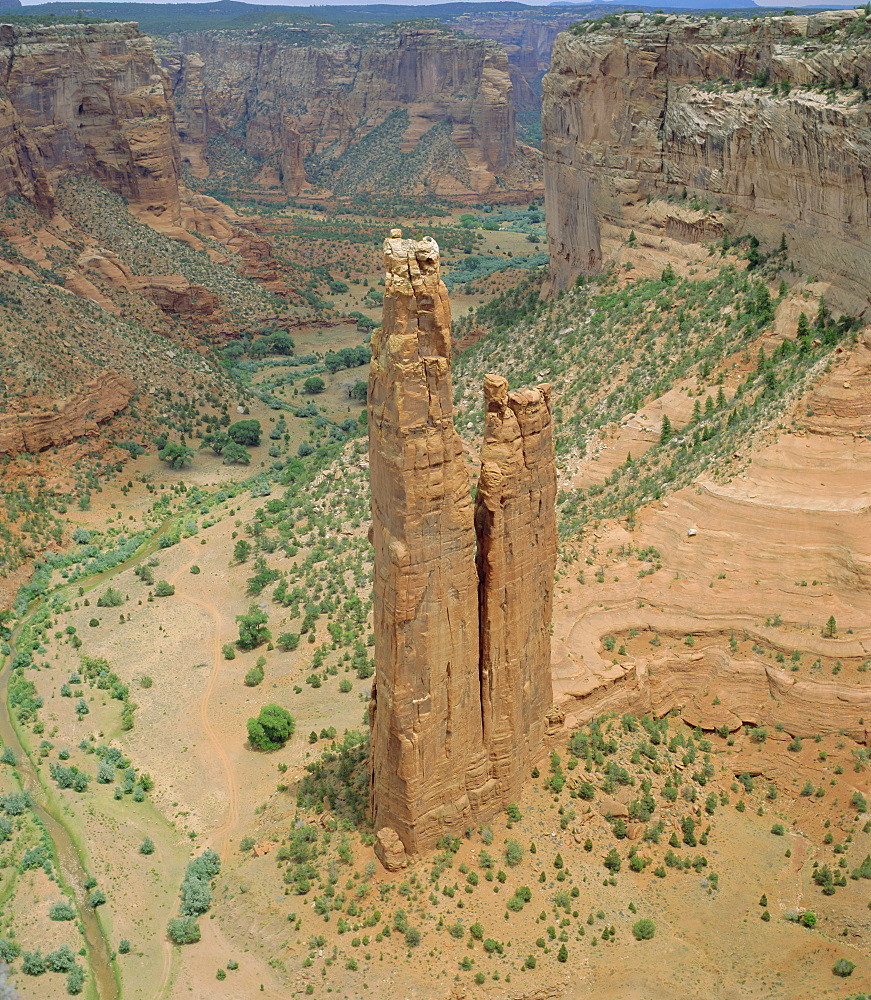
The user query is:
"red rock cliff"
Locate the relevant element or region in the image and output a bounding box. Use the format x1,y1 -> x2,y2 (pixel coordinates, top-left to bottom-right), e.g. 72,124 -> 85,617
0,372 -> 134,455
542,11 -> 871,305
368,231 -> 492,853
0,21 -> 182,218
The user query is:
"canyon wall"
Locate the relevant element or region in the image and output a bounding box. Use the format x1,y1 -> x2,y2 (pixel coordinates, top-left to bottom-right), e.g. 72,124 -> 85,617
368,232 -> 555,856
0,22 -> 182,219
542,11 -> 871,305
450,10 -> 579,111
165,25 -> 534,198
0,95 -> 54,213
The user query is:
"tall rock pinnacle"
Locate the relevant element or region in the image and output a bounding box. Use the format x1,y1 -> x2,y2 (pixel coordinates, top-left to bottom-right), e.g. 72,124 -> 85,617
476,375 -> 557,805
368,230 -> 555,857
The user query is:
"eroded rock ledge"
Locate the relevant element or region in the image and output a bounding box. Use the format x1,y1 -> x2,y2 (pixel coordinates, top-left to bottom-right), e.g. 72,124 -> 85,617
0,372 -> 135,455
368,231 -> 557,855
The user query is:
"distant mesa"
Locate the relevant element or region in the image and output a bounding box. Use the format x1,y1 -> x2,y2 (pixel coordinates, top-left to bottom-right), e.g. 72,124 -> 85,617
367,228 -> 557,858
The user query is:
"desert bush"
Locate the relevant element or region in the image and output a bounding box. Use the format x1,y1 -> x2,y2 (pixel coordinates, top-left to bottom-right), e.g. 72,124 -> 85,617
247,704 -> 295,751
632,918 -> 656,940
167,916 -> 201,944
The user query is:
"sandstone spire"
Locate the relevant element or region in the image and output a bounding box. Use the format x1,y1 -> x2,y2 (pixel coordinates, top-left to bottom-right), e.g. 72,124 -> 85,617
476,374 -> 556,803
368,230 -> 556,857
368,230 -> 492,854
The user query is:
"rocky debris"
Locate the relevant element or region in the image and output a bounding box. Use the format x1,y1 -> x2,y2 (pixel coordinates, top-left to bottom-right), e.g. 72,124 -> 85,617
477,374 -> 557,805
373,827 -> 408,872
0,22 -> 182,219
542,11 -> 871,303
369,231 -> 556,857
252,841 -> 278,858
597,797 -> 629,819
0,372 -> 135,455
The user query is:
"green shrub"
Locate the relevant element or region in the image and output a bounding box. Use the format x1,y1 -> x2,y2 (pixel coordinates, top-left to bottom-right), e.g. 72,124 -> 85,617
244,665 -> 264,687
67,965 -> 85,994
96,587 -> 124,608
247,704 -> 295,751
632,918 -> 656,940
832,958 -> 855,977
167,916 -> 201,944
504,839 -> 524,867
22,950 -> 46,975
50,900 -> 76,921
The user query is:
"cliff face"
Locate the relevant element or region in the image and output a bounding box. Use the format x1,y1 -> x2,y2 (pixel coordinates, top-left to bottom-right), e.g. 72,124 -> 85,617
0,95 -> 54,213
542,11 -> 871,303
450,11 -> 579,111
368,231 -> 555,856
0,22 -> 182,218
166,25 -> 529,198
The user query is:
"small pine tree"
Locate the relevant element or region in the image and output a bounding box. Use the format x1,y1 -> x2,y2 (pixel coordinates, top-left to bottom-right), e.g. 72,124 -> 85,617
659,415 -> 673,445
797,312 -> 810,338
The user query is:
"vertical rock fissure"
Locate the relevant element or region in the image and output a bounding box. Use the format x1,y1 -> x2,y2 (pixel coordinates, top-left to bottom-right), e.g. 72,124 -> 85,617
369,230 -> 556,862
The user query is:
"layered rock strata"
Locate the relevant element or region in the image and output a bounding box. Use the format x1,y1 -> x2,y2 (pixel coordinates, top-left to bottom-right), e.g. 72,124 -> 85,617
0,373 -> 135,455
0,22 -> 182,219
369,232 -> 555,855
542,11 -> 871,304
449,10 -> 579,111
